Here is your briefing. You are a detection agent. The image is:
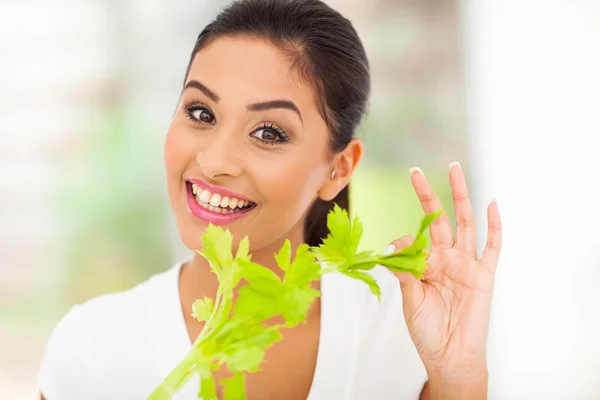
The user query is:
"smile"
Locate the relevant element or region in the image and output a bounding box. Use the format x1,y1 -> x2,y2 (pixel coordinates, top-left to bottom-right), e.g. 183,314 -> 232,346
185,179 -> 256,224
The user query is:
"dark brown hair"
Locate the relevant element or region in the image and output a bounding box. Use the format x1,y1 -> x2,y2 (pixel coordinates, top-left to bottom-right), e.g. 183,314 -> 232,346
183,0 -> 370,246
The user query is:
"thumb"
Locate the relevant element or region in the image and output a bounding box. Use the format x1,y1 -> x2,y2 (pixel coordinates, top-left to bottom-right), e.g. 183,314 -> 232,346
386,235 -> 423,306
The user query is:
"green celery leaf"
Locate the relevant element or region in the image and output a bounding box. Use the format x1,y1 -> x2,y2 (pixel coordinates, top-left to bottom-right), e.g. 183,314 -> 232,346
312,204 -> 366,271
231,236 -> 252,287
343,270 -> 381,301
209,316 -> 253,345
225,346 -> 265,372
354,249 -> 376,261
274,239 -> 291,272
379,252 -> 429,277
237,259 -> 281,285
396,235 -> 428,257
234,282 -> 282,321
346,260 -> 379,272
282,244 -> 321,287
417,209 -> 443,240
224,323 -> 282,353
236,236 -> 250,260
191,296 -> 214,322
350,214 -> 364,254
218,324 -> 282,373
320,205 -> 354,260
312,243 -> 346,271
221,372 -> 246,400
344,250 -> 378,271
280,286 -> 320,327
198,224 -> 234,282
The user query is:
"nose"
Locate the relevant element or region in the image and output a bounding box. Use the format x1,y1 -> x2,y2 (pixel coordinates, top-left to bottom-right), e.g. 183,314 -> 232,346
195,128 -> 244,180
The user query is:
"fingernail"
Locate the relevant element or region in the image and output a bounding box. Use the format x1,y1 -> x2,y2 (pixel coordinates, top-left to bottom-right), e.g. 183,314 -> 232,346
449,161 -> 461,169
383,244 -> 396,255
409,167 -> 424,175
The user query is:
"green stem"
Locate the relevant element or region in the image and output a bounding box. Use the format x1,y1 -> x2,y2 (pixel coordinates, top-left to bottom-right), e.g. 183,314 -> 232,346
147,349 -> 199,399
193,287 -> 224,347
199,295 -> 233,345
148,287 -> 228,399
321,254 -> 424,274
353,258 -> 423,272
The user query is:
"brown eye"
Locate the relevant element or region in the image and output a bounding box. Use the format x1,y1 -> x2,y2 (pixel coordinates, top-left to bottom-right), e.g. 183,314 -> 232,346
249,123 -> 290,145
183,102 -> 216,125
252,128 -> 278,141
191,109 -> 215,124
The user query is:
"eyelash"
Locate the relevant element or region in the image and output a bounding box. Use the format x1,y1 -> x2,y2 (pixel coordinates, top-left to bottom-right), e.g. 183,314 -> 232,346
182,101 -> 290,145
183,101 -> 215,125
253,122 -> 290,145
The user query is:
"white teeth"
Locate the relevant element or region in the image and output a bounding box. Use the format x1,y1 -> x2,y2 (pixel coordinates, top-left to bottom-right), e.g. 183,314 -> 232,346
220,196 -> 230,208
199,200 -> 244,214
199,189 -> 211,203
191,184 -> 252,212
209,193 -> 221,206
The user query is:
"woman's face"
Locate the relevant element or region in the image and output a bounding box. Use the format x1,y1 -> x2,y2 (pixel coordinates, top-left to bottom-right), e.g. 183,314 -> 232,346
165,36 -> 334,253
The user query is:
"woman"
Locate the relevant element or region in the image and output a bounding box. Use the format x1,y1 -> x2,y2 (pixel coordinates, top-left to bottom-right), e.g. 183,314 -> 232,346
38,0 -> 502,399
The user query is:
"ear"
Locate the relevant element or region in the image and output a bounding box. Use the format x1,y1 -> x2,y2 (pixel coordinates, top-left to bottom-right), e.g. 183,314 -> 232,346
318,138 -> 364,201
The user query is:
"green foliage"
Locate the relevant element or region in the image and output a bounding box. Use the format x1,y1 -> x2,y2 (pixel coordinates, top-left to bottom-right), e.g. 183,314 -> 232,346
148,206 -> 440,400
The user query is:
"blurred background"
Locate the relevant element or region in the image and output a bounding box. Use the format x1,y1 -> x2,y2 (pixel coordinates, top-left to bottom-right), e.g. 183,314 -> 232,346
0,0 -> 598,398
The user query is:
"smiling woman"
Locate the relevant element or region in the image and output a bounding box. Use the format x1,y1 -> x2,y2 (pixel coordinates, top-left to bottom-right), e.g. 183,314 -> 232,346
37,0 -> 500,399
165,34 -> 356,259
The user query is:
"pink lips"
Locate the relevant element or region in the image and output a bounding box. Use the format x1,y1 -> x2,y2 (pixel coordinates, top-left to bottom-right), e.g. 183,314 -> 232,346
185,179 -> 256,225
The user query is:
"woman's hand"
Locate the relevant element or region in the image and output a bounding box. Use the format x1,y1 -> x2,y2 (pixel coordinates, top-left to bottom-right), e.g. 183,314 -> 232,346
390,162 -> 502,399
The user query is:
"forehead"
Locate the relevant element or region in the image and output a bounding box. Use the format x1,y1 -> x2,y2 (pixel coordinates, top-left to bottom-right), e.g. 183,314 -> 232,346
187,36 -> 318,112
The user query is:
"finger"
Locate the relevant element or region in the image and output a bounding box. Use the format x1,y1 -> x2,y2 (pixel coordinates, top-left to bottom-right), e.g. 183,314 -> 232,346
481,199 -> 502,273
410,167 -> 454,250
449,162 -> 477,258
388,235 -> 418,287
388,236 -> 424,307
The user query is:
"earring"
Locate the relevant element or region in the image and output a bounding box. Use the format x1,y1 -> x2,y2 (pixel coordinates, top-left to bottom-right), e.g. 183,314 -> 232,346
331,170 -> 336,180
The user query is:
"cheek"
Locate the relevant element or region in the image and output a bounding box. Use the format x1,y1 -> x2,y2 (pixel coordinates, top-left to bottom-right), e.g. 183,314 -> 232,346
258,153 -> 327,210
164,122 -> 194,178
164,122 -> 202,250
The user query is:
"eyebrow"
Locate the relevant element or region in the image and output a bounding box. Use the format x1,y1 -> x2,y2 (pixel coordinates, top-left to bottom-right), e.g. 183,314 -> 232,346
184,80 -> 220,103
247,100 -> 303,124
184,79 -> 303,124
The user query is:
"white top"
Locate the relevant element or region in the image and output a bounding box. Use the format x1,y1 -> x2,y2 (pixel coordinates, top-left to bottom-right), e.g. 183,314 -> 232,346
38,260 -> 427,399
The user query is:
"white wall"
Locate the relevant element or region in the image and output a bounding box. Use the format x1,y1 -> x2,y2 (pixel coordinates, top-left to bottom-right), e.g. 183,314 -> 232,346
462,0 -> 600,398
